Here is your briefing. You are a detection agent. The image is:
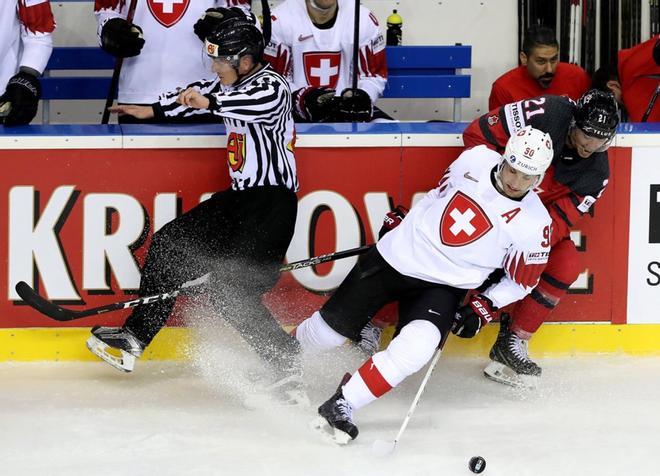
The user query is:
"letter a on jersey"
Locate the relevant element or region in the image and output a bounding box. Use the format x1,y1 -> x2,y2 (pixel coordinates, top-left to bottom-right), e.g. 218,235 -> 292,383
440,191 -> 493,246
303,52 -> 341,89
148,0 -> 190,28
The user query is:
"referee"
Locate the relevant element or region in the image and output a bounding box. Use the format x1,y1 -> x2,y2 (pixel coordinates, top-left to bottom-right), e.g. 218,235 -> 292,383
88,18 -> 305,404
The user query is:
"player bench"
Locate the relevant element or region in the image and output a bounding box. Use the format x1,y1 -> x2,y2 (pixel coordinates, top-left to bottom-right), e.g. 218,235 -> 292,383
383,45 -> 472,122
41,45 -> 471,123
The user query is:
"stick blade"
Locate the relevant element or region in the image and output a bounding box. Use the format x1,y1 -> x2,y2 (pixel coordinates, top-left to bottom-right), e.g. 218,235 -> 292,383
15,281 -> 79,321
371,439 -> 396,456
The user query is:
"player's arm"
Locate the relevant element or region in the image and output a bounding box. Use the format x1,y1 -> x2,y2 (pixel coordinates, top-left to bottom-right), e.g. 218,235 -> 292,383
0,0 -> 55,126
354,9 -> 388,102
546,175 -> 608,246
461,104 -> 510,151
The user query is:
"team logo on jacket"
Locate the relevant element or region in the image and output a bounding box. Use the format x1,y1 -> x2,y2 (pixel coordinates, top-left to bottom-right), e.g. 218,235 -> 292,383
303,52 -> 341,88
440,191 -> 493,246
227,132 -> 246,173
147,0 -> 190,28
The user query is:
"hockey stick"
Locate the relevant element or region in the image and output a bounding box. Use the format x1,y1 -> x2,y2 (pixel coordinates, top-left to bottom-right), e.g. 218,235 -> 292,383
351,0 -> 360,91
15,244 -> 373,321
371,329 -> 451,456
101,0 -> 138,125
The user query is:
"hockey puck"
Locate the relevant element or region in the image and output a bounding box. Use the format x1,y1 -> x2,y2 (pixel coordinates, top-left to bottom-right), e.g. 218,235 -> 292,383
468,456 -> 486,473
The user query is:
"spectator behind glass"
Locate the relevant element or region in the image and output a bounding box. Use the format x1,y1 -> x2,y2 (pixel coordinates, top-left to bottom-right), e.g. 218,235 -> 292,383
488,25 -> 591,110
593,35 -> 660,122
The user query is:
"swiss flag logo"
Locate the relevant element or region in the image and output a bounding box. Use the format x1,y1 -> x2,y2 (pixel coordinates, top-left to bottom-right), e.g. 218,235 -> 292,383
147,0 -> 190,28
440,192 -> 493,246
303,51 -> 341,88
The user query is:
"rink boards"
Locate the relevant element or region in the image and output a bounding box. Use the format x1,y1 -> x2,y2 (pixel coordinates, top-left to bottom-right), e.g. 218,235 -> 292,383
0,122 -> 658,359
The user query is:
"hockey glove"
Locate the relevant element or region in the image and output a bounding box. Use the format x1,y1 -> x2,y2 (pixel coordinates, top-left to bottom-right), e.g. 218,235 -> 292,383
337,88 -> 373,122
101,17 -> 145,58
294,86 -> 339,122
378,205 -> 409,239
452,294 -> 497,338
0,71 -> 41,126
194,7 -> 249,42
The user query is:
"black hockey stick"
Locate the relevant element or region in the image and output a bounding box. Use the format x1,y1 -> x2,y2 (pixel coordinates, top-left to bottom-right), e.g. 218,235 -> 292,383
15,244 -> 373,321
101,0 -> 138,125
351,0 -> 360,91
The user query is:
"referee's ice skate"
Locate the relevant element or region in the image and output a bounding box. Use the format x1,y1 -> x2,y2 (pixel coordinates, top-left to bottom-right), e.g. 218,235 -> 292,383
86,326 -> 145,373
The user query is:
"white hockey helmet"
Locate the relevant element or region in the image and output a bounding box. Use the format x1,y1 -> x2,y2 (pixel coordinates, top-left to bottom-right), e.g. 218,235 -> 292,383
497,125 -> 554,191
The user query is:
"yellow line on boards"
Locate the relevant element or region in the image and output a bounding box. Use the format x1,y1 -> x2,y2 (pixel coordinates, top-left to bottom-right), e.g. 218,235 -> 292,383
0,323 -> 659,362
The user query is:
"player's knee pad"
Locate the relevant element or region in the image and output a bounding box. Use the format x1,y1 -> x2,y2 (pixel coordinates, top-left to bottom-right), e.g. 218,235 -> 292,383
294,311 -> 347,353
372,319 -> 441,386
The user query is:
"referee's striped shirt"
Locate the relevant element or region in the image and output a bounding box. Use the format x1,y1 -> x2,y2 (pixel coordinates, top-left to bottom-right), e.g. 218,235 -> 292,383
155,64 -> 299,192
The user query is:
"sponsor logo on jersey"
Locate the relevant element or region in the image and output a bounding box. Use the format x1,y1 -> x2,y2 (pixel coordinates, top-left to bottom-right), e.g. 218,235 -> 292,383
147,0 -> 190,28
526,251 -> 550,263
577,195 -> 596,213
303,51 -> 341,88
505,101 -> 526,133
227,132 -> 246,173
440,191 -> 493,246
298,34 -> 314,42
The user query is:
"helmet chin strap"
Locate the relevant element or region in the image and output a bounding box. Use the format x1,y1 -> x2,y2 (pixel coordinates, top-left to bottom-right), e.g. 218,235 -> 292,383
308,0 -> 334,12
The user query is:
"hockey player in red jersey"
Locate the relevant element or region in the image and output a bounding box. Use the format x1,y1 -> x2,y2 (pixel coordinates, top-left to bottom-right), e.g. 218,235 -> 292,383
0,0 -> 56,126
489,25 -> 591,111
94,0 -> 253,123
294,127 -> 554,443
463,89 -> 619,387
263,0 -> 388,122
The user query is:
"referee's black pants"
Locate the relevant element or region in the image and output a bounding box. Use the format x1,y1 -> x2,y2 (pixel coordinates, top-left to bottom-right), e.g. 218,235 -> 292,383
125,185 -> 300,371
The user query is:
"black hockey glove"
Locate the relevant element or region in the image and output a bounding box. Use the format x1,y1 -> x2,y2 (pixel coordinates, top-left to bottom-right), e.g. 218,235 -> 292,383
0,71 -> 41,126
452,294 -> 497,339
337,88 -> 373,122
294,86 -> 339,122
378,205 -> 409,239
101,17 -> 145,58
194,7 -> 248,42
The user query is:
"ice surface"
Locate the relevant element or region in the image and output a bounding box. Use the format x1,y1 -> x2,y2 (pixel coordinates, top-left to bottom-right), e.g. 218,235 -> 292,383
1,329 -> 659,476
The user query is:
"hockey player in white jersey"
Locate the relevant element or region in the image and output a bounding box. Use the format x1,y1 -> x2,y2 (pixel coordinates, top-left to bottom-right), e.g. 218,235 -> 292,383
94,0 -> 254,122
293,126 -> 554,443
0,0 -> 55,126
263,0 -> 388,122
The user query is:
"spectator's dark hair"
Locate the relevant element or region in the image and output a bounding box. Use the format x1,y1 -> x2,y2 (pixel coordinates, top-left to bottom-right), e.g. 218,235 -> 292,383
522,26 -> 559,56
591,63 -> 619,92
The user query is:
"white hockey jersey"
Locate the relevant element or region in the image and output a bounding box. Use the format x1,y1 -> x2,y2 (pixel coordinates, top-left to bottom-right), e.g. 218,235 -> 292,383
377,146 -> 552,309
94,0 -> 252,104
263,0 -> 387,102
0,0 -> 55,95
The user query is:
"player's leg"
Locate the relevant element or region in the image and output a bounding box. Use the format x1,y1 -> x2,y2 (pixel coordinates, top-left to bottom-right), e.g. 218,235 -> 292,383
485,238 -> 582,387
294,247 -> 395,353
316,285 -> 463,443
88,189 -> 239,372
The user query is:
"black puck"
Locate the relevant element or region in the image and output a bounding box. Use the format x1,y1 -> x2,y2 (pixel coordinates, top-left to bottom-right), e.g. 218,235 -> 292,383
469,456 -> 486,473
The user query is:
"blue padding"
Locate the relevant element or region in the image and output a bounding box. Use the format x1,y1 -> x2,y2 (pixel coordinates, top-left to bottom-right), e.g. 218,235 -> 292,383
41,77 -> 112,100
385,46 -> 472,69
47,47 -> 114,70
383,75 -> 471,98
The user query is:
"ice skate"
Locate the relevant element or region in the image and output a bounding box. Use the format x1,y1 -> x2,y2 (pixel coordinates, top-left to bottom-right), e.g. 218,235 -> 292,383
357,322 -> 382,356
484,313 -> 541,389
267,370 -> 310,408
86,326 -> 145,373
313,373 -> 358,445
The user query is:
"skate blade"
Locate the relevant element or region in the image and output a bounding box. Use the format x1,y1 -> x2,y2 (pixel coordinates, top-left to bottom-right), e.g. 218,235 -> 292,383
310,416 -> 352,445
86,335 -> 136,373
484,361 -> 539,389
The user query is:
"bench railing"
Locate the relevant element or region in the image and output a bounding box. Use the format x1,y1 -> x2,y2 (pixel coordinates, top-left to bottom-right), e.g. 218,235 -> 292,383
42,45 -> 471,123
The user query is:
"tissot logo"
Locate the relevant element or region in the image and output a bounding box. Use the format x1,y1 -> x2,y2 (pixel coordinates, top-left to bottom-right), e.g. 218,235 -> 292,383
649,184 -> 660,243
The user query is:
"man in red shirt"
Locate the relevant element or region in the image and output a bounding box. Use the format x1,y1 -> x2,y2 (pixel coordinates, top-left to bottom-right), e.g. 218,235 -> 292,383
489,26 -> 591,110
616,35 -> 660,122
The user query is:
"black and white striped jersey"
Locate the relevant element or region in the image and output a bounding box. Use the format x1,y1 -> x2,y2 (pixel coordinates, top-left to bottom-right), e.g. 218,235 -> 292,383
155,64 -> 299,192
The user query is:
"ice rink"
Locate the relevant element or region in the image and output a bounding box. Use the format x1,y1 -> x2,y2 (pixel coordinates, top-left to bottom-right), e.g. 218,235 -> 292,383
2,327 -> 659,476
